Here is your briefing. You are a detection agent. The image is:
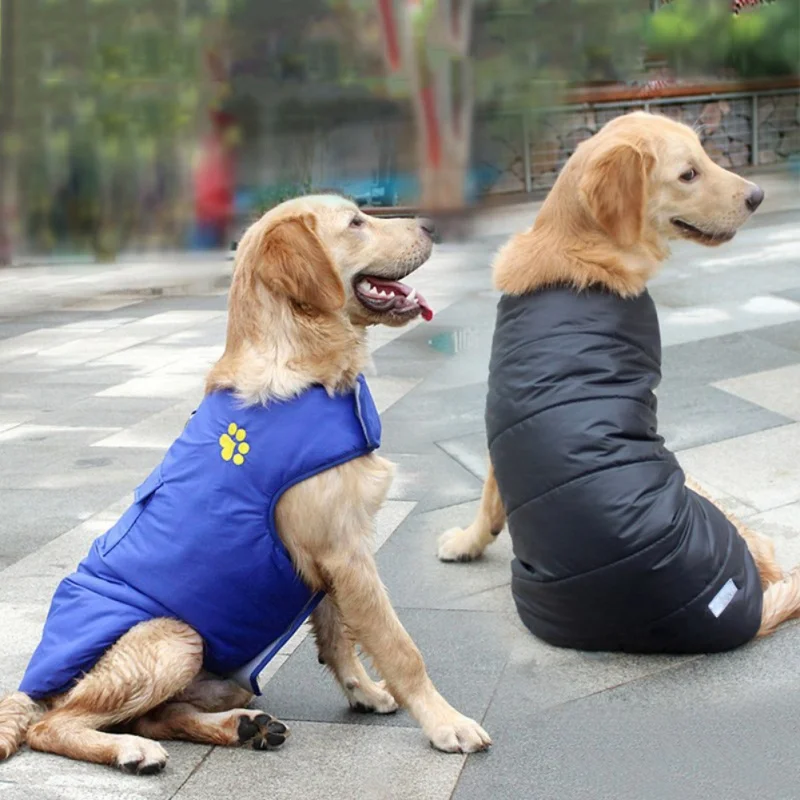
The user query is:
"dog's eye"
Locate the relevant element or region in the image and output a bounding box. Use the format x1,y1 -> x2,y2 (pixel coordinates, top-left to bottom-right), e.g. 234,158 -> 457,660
679,168 -> 698,183
349,216 -> 365,228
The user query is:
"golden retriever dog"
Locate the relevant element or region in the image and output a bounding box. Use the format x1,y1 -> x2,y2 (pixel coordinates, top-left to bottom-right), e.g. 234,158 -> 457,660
0,194 -> 490,773
437,111 -> 800,652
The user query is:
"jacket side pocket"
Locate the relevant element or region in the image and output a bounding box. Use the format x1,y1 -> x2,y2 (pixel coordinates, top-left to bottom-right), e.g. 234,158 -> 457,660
99,465 -> 164,556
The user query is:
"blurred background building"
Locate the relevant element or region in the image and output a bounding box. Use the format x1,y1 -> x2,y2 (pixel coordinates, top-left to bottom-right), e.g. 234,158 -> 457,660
0,0 -> 797,263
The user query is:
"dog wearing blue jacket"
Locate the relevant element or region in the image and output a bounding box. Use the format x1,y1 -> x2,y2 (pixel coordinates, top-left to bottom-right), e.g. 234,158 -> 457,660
438,112 -> 800,653
0,194 -> 490,773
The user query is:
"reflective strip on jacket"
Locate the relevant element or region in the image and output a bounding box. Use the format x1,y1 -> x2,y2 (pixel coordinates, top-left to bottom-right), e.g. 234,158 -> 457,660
486,287 -> 762,654
19,376 -> 381,699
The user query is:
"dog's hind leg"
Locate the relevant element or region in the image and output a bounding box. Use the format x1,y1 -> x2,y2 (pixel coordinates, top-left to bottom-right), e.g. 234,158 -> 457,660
27,618 -> 203,774
131,671 -> 289,750
132,703 -> 290,750
311,596 -> 398,714
172,670 -> 254,712
758,569 -> 800,637
687,476 -> 784,587
736,524 -> 784,587
438,462 -> 506,562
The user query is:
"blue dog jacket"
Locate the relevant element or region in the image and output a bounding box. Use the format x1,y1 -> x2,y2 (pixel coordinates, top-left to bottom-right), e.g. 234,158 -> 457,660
19,376 -> 381,699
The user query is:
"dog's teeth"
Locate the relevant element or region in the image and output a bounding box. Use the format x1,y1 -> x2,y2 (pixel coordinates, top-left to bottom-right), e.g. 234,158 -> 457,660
407,289 -> 417,303
358,280 -> 371,291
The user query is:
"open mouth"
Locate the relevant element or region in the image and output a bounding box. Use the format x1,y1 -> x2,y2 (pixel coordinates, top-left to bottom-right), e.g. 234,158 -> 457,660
671,218 -> 736,245
354,276 -> 434,321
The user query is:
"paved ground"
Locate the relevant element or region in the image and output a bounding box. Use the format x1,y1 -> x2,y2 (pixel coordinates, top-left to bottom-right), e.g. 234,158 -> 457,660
1,177 -> 800,799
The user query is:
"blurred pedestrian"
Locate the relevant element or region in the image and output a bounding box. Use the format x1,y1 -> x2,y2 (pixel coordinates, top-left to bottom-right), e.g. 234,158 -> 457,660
192,109 -> 237,250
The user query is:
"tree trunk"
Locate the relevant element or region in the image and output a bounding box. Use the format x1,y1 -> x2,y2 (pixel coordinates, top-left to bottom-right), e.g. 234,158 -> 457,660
0,0 -> 16,266
377,0 -> 474,213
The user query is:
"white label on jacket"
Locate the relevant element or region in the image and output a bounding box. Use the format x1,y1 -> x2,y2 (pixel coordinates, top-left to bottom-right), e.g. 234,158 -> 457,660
709,579 -> 738,618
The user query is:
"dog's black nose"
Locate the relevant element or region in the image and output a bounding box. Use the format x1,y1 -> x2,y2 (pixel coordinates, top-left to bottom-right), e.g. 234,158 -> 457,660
418,218 -> 436,239
745,185 -> 765,212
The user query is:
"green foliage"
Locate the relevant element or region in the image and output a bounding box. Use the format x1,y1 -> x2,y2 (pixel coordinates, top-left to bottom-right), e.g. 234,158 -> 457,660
15,0 -> 224,258
472,0 -> 652,112
646,0 -> 800,78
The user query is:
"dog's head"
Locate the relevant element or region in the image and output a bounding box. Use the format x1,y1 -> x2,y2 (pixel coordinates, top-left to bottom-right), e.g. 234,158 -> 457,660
576,111 -> 763,250
495,112 -> 765,298
236,194 -> 435,327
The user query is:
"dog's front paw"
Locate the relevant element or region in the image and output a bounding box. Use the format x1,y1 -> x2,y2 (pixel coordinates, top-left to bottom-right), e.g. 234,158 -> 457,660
345,677 -> 399,715
437,527 -> 483,563
426,713 -> 492,754
116,736 -> 169,775
237,712 -> 290,750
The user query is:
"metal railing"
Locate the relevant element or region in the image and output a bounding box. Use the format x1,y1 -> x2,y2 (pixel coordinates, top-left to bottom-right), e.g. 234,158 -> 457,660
488,87 -> 800,196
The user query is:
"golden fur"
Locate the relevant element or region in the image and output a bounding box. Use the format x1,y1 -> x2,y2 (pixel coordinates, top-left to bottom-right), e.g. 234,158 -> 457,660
0,194 -> 490,773
438,111 -> 800,639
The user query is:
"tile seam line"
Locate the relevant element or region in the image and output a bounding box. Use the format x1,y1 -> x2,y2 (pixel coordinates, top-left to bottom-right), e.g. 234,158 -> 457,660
552,618 -> 800,715
2,320 -> 221,373
675,418 -> 800,455
749,497 -> 800,516
75,318 -> 226,371
548,654 -> 709,713
0,473 -> 415,581
433,440 -> 486,483
168,744 -> 215,800
447,651 -> 513,800
413,494 -> 484,515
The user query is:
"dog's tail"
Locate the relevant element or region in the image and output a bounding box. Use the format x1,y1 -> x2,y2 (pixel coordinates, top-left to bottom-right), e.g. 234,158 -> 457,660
0,692 -> 41,760
759,568 -> 800,637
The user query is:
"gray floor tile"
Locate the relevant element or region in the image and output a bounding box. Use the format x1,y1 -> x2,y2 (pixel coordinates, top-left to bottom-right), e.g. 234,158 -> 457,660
415,345 -> 490,394
380,383 -> 487,454
0,741 -> 209,800
32,396 -> 180,428
126,294 -> 228,317
175,722 -> 465,800
0,443 -> 86,484
748,318 -> 800,354
748,501 -> 800,572
661,332 -> 800,384
0,486 -> 128,568
383,451 -> 483,510
36,365 -> 148,387
437,431 -> 489,480
651,263 -> 800,308
374,501 -> 516,613
657,382 -> 792,451
0,322 -> 49,341
374,326 -> 457,366
0,381 -> 102,413
414,454 -> 485,513
2,310 -> 90,327
261,608 -> 513,730
0,440 -> 162,488
454,626 -> 800,800
678,423 -> 800,512
424,293 -> 498,334
715,363 -> 800,421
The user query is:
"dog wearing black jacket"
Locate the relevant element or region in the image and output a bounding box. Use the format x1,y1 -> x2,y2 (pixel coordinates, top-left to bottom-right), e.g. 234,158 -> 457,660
437,112 -> 800,652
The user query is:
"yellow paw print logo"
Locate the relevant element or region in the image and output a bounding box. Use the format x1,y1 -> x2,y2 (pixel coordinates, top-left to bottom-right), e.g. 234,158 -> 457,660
219,423 -> 250,466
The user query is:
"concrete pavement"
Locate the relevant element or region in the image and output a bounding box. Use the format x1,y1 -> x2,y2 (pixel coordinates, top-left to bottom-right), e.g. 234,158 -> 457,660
1,197 -> 800,798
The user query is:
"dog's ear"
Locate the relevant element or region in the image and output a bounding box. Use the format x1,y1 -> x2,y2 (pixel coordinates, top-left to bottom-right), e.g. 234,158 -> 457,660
256,215 -> 346,313
579,142 -> 654,248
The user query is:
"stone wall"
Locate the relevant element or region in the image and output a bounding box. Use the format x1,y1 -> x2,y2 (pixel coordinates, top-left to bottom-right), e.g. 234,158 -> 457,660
474,90 -> 800,196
